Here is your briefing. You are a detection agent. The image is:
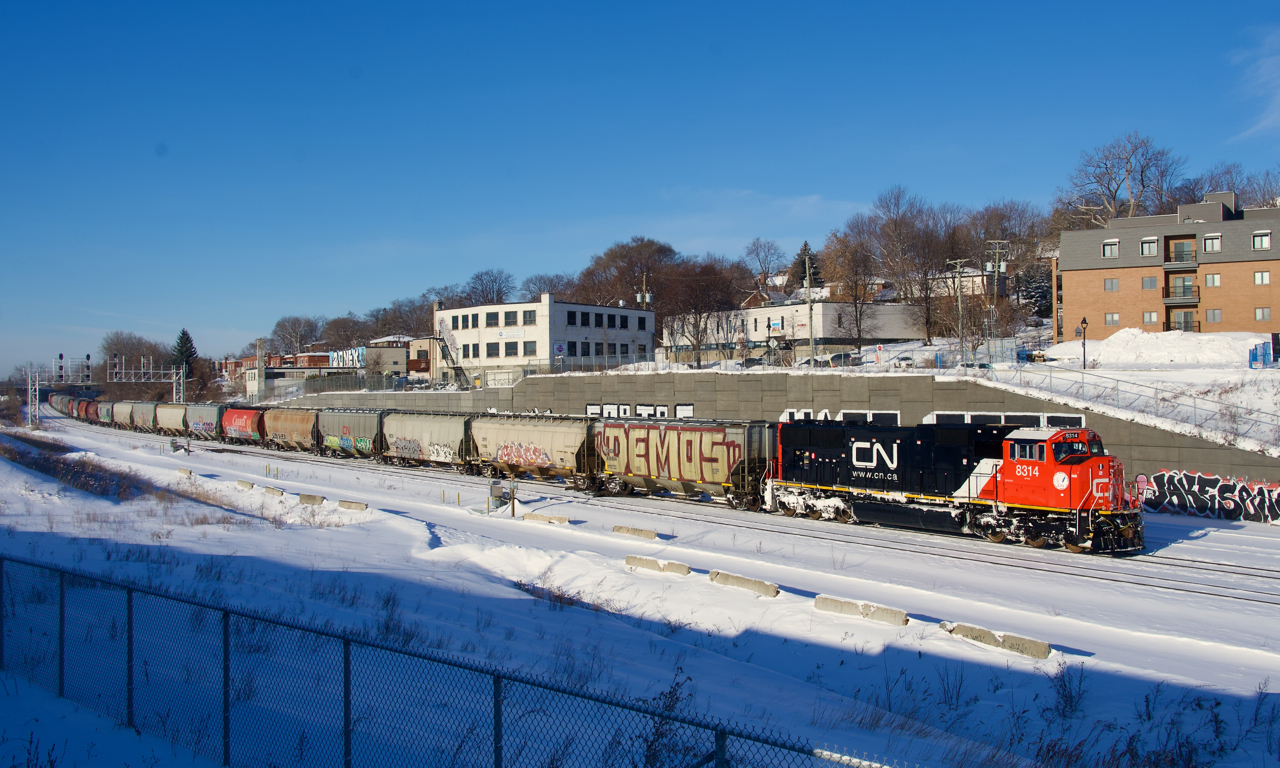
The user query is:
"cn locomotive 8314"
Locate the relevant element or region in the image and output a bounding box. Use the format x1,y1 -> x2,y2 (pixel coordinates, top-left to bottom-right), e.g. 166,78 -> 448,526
766,421 -> 1144,554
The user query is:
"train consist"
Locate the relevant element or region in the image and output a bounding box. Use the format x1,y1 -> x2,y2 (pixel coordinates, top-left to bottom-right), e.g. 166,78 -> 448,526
47,394 -> 1145,554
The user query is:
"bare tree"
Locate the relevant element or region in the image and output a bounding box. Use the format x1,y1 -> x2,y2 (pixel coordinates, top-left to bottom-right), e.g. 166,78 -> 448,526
465,269 -> 516,305
1242,165 -> 1280,208
322,313 -> 372,350
743,238 -> 786,280
519,272 -> 577,301
662,255 -> 753,366
1056,132 -> 1186,227
823,213 -> 880,352
270,316 -> 326,356
871,186 -> 926,300
569,236 -> 685,330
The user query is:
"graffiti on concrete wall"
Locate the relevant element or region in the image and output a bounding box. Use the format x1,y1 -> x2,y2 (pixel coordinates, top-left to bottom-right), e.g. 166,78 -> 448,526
1136,470 -> 1280,524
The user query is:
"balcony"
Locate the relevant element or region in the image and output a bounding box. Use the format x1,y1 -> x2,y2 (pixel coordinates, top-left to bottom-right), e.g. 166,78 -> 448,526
1163,252 -> 1198,270
1162,285 -> 1200,306
1163,321 -> 1200,333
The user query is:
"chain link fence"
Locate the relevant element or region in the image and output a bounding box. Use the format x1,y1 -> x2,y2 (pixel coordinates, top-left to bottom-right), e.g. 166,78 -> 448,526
0,555 -> 910,768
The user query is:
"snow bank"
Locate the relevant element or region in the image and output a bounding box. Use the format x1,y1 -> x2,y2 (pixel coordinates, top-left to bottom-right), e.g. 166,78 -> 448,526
1045,328 -> 1266,369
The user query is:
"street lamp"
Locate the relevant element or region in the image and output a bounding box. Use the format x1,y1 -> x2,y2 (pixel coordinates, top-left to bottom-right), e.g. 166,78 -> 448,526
1074,317 -> 1088,370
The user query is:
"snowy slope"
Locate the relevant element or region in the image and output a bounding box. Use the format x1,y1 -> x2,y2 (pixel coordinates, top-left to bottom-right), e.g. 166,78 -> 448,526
4,414 -> 1280,766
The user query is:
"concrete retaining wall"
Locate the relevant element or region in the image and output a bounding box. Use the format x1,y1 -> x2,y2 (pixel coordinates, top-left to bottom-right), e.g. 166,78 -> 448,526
940,621 -> 1051,659
279,370 -> 1280,485
814,595 -> 909,626
708,570 -> 779,597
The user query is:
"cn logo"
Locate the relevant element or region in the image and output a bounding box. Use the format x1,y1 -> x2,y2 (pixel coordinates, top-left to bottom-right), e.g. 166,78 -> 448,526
851,441 -> 897,469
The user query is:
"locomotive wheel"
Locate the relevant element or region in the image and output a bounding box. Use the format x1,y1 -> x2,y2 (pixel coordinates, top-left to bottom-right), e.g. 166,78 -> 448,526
985,531 -> 1007,544
1023,536 -> 1047,549
834,509 -> 853,524
1063,540 -> 1086,554
782,507 -> 797,517
746,496 -> 762,513
807,509 -> 823,520
726,494 -> 740,510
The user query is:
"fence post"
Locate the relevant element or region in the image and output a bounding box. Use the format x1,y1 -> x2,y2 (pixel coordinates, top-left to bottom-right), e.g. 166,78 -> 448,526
222,610 -> 231,767
343,639 -> 352,768
57,571 -> 65,697
492,675 -> 503,768
714,729 -> 728,768
126,588 -> 134,729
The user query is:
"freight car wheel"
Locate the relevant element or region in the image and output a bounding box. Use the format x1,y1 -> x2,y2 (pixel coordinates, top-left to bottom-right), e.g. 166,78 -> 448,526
833,509 -> 852,523
1023,536 -> 1047,549
746,496 -> 762,513
481,464 -> 497,478
985,531 -> 1006,544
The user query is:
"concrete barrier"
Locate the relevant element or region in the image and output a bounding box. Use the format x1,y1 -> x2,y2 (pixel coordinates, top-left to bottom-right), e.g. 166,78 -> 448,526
940,621 -> 1051,659
708,570 -> 779,598
299,494 -> 325,506
338,500 -> 368,511
522,513 -> 570,524
236,480 -> 253,490
263,487 -> 284,497
814,595 -> 909,626
613,525 -> 657,540
625,555 -> 691,575
177,468 -> 192,477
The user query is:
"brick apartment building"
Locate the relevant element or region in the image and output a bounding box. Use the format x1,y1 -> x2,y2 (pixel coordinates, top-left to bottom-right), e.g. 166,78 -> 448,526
1055,191 -> 1280,342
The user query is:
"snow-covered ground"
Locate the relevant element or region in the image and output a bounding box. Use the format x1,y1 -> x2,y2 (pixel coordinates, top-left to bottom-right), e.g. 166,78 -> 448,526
3,411 -> 1279,766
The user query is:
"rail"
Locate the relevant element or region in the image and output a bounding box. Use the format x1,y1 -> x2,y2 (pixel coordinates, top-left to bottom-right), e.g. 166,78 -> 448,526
0,554 -> 906,768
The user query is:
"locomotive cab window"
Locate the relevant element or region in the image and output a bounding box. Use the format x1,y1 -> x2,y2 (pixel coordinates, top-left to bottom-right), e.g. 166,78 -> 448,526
1053,439 -> 1103,464
1009,442 -> 1045,461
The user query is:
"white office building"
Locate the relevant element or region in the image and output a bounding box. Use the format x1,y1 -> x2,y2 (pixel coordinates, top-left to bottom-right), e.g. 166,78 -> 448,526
430,293 -> 656,385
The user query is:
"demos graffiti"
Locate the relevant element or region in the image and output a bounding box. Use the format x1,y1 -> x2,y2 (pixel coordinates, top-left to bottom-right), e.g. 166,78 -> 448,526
1136,470 -> 1280,523
594,422 -> 743,485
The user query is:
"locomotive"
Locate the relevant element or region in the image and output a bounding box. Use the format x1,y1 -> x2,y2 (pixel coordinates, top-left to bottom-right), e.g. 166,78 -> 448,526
47,394 -> 1144,554
767,421 -> 1143,554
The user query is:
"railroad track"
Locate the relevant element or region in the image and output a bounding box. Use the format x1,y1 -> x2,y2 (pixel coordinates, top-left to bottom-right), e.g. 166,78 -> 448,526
39,409 -> 1280,608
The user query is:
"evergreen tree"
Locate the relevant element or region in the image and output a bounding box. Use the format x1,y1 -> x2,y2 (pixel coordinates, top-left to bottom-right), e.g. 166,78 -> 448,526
171,328 -> 198,372
785,241 -> 823,292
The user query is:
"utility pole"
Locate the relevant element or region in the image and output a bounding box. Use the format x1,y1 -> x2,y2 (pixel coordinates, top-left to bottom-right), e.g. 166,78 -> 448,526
984,240 -> 1009,362
805,249 -> 814,366
946,259 -> 969,366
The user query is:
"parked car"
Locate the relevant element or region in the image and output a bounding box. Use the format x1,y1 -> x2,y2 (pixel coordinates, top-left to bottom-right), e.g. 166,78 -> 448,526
743,357 -> 766,369
957,362 -> 993,370
827,352 -> 863,367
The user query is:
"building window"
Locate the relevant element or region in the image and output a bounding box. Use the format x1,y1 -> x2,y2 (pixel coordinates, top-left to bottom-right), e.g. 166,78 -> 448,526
1258,308 -> 1271,322
1206,309 -> 1222,323
472,344 -> 479,358
522,310 -> 536,325
462,345 -> 470,359
504,311 -> 517,326
1257,271 -> 1271,286
1104,278 -> 1119,292
607,314 -> 616,329
1140,239 -> 1157,256
451,315 -> 459,330
1101,241 -> 1119,259
607,343 -> 617,356
486,343 -> 499,358
580,311 -> 590,326
781,316 -> 786,330
486,312 -> 499,327
1255,232 -> 1272,251
620,315 -> 628,329
639,317 -> 647,331
594,342 -> 604,356
1142,276 -> 1157,290
1206,274 -> 1221,287
1203,235 -> 1221,253
753,318 -> 758,332
505,341 -> 518,356
567,341 -> 577,356
1104,313 -> 1119,326
567,311 -> 576,326
620,343 -> 629,355
1142,311 -> 1157,325
523,341 -> 536,356
638,344 -> 647,355
594,313 -> 604,328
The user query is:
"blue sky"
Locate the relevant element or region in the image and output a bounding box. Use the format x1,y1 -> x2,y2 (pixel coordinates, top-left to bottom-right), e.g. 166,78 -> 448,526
2,2 -> 1278,371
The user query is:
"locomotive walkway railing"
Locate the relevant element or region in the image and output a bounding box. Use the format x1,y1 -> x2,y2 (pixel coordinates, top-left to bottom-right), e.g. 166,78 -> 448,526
0,554 -> 908,768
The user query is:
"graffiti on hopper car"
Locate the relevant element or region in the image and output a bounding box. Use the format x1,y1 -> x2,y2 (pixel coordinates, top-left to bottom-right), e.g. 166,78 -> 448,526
495,442 -> 553,467
1136,470 -> 1280,523
594,422 -> 743,484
